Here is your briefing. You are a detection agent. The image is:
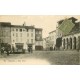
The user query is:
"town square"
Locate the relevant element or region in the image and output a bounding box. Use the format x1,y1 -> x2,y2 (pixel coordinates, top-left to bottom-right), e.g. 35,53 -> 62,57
0,16 -> 80,65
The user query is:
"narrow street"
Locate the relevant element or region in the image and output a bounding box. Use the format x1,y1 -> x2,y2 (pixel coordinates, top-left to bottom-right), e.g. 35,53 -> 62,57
0,51 -> 79,65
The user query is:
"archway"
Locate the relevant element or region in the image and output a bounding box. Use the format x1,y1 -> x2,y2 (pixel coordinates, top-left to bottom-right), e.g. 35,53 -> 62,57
74,37 -> 76,49
66,38 -> 68,49
78,36 -> 80,50
63,39 -> 65,49
70,38 -> 72,49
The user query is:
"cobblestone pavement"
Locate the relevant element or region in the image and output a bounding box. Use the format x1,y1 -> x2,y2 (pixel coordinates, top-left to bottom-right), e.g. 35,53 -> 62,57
0,51 -> 79,65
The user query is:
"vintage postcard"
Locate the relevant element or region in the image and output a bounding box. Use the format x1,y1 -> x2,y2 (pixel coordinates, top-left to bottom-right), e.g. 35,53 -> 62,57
0,15 -> 79,65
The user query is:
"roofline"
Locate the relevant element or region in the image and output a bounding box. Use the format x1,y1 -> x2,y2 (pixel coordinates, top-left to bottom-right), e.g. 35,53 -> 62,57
0,22 -> 43,29
35,28 -> 43,30
11,25 -> 35,29
49,30 -> 56,34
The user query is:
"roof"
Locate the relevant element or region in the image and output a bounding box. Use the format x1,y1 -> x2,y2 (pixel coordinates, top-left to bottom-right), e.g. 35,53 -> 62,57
0,22 -> 35,29
68,17 -> 77,21
68,22 -> 80,34
63,22 -> 80,36
35,28 -> 43,30
49,30 -> 56,34
57,20 -> 64,24
59,19 -> 75,35
11,25 -> 35,29
0,22 -> 11,26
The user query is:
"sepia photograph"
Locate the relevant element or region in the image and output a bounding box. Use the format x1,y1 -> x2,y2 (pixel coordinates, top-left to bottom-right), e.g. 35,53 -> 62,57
0,15 -> 80,65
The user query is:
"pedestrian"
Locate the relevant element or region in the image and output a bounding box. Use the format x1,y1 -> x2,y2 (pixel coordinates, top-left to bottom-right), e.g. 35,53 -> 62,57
12,46 -> 14,53
28,47 -> 30,53
5,47 -> 9,56
31,47 -> 33,53
1,47 -> 5,55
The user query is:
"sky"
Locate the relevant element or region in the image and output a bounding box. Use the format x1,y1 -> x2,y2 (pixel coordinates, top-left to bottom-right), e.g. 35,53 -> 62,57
0,15 -> 80,38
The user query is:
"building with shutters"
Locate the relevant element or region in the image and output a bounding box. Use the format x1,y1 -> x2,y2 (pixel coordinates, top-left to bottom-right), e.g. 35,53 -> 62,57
0,22 -> 43,51
0,22 -> 11,49
35,28 -> 43,50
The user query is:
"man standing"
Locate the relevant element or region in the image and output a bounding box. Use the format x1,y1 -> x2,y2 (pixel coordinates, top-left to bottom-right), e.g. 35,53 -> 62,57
1,47 -> 5,55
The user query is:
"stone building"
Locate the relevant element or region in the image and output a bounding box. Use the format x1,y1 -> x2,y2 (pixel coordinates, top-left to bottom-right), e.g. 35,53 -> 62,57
56,17 -> 80,50
0,22 -> 43,51
11,24 -> 36,51
0,22 -> 11,48
35,28 -> 43,50
49,30 -> 56,50
62,22 -> 80,50
43,30 -> 56,50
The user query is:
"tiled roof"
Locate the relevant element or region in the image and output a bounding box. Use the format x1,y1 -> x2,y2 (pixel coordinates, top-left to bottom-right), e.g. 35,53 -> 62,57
0,22 -> 35,29
49,30 -> 56,34
35,28 -> 42,30
11,25 -> 35,29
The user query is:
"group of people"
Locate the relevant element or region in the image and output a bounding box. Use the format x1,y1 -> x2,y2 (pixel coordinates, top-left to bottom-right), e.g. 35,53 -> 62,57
0,46 -> 10,56
28,47 -> 33,53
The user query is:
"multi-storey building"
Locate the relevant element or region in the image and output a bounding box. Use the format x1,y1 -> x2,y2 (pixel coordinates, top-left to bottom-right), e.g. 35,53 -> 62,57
0,22 -> 11,48
49,30 -> 56,50
11,25 -> 35,51
0,22 -> 43,51
56,17 -> 77,50
35,28 -> 43,50
43,30 -> 56,50
62,22 -> 80,50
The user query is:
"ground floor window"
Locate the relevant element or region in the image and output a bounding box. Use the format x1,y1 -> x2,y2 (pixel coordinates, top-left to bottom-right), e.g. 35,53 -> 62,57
35,46 -> 43,50
15,43 -> 23,50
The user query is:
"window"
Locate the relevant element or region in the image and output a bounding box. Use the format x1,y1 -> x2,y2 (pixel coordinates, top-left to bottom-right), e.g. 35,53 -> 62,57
36,31 -> 38,34
16,38 -> 18,42
39,31 -> 41,34
13,33 -> 14,36
13,40 -> 15,42
20,29 -> 22,32
23,29 -> 25,31
26,29 -> 28,32
31,39 -> 33,43
16,29 -> 18,31
27,33 -> 29,37
27,39 -> 29,43
31,29 -> 33,32
16,33 -> 18,37
20,38 -> 22,42
12,28 -> 14,31
31,33 -> 33,37
20,33 -> 22,37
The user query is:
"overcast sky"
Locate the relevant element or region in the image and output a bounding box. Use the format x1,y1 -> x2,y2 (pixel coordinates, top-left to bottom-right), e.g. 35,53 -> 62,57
0,15 -> 80,38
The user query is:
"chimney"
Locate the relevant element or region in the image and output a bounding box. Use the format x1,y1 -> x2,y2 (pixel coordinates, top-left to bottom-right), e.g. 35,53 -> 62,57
23,22 -> 26,26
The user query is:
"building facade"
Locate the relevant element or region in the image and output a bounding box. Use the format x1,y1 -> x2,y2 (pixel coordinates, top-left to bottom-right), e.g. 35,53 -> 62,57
0,22 -> 43,51
43,30 -> 56,50
55,17 -> 80,51
0,22 -> 11,49
62,22 -> 80,50
56,17 -> 78,50
11,25 -> 35,51
49,30 -> 56,50
35,28 -> 43,50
